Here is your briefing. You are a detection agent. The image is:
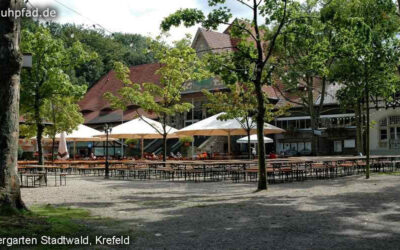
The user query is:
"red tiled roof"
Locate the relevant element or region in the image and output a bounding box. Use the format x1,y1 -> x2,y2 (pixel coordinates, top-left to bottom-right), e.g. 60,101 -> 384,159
83,108 -> 157,125
196,28 -> 233,52
79,63 -> 161,124
79,63 -> 161,112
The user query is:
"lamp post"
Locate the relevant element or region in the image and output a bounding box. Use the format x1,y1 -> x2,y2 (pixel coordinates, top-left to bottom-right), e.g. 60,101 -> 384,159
104,124 -> 112,179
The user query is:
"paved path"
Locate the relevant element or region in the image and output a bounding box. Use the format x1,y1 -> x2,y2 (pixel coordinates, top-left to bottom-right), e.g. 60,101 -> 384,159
22,174 -> 400,249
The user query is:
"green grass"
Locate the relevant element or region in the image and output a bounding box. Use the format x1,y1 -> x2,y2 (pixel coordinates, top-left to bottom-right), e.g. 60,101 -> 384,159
0,205 -> 103,249
0,205 -> 137,249
0,205 -> 90,239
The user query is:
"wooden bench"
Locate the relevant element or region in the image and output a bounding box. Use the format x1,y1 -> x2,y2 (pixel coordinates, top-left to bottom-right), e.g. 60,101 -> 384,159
20,173 -> 47,188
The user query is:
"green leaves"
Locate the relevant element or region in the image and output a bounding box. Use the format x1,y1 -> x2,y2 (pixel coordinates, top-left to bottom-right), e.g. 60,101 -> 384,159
42,97 -> 84,138
327,0 -> 400,104
161,9 -> 205,31
20,26 -> 91,137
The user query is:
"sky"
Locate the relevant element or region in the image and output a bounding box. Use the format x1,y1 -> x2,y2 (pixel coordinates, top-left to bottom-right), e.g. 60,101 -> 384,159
30,0 -> 252,42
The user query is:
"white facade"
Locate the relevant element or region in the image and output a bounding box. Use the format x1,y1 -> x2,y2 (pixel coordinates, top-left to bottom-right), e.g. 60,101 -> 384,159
370,108 -> 400,155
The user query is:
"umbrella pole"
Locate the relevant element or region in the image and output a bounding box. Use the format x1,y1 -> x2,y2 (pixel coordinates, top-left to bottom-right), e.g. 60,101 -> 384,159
141,137 -> 144,159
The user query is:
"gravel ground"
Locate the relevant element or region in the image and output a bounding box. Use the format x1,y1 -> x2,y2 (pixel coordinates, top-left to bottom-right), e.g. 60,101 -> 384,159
22,174 -> 400,250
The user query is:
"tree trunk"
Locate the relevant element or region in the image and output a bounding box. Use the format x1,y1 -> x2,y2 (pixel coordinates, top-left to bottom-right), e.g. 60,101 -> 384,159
247,128 -> 251,160
51,101 -> 56,162
361,100 -> 366,154
0,0 -> 26,213
162,115 -> 167,162
34,88 -> 44,165
397,0 -> 400,15
310,117 -> 318,156
51,137 -> 55,162
355,101 -> 363,154
365,84 -> 370,179
162,134 -> 167,162
255,77 -> 267,190
307,82 -> 318,156
251,0 -> 268,190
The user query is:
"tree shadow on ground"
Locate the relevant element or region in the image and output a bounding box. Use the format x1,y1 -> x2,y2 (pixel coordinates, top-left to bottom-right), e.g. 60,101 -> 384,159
53,175 -> 400,249
109,178 -> 400,249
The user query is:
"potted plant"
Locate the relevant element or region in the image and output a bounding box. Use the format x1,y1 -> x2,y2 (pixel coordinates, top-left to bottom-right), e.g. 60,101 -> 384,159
125,138 -> 139,148
179,136 -> 194,147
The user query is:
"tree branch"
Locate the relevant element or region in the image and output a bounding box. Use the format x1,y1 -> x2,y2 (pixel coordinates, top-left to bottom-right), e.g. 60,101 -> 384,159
263,0 -> 288,65
274,85 -> 305,106
235,0 -> 254,10
134,110 -> 165,136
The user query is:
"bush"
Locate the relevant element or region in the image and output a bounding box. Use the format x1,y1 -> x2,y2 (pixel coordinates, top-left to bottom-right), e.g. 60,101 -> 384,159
179,136 -> 194,144
125,138 -> 139,145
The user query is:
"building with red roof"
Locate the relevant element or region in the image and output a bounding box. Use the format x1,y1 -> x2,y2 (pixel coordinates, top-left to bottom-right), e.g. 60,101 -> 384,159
79,26 -> 400,156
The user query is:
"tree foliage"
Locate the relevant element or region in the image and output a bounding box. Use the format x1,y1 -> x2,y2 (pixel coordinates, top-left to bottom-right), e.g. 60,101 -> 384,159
274,0 -> 336,155
20,26 -> 93,164
22,20 -> 155,87
162,0 -> 291,190
322,0 -> 400,177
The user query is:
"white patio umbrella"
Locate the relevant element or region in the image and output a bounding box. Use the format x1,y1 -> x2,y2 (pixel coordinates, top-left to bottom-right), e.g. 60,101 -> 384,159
95,116 -> 179,157
236,135 -> 274,144
42,125 -> 111,160
57,132 -> 69,160
177,113 -> 284,154
39,125 -> 109,142
33,125 -> 109,159
58,125 -> 108,142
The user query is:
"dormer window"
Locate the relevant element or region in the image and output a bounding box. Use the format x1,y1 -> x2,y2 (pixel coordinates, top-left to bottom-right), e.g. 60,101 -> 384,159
81,109 -> 93,115
100,107 -> 113,116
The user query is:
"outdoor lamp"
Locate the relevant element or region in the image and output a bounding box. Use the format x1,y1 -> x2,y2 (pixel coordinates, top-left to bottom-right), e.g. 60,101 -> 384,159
22,53 -> 32,68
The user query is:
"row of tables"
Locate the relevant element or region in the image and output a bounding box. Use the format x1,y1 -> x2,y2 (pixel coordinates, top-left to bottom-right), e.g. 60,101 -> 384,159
17,155 -> 400,183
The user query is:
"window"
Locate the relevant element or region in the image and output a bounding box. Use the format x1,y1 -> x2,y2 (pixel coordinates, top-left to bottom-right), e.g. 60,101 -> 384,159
288,120 -> 297,129
380,118 -> 387,127
389,116 -> 400,125
94,148 -> 104,156
390,127 -> 396,140
334,141 -> 342,153
344,139 -> 356,148
305,119 -> 311,128
305,142 -> 312,151
277,143 -> 284,153
298,142 -> 305,152
185,121 -> 194,126
390,127 -> 400,140
380,129 -> 388,141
